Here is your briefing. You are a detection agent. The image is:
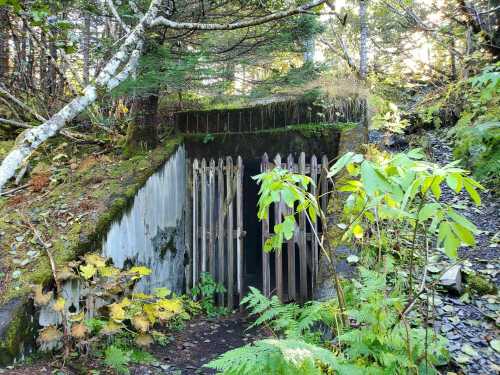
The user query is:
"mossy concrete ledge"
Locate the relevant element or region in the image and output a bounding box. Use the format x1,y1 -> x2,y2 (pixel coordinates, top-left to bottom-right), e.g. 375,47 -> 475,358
0,136 -> 183,365
0,298 -> 37,365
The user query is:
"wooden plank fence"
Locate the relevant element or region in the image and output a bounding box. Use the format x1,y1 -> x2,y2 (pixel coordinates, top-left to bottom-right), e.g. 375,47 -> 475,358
260,152 -> 330,303
189,152 -> 330,309
190,156 -> 244,309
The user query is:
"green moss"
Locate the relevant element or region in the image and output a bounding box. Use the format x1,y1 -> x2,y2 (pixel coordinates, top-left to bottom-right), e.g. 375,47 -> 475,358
0,298 -> 36,366
0,136 -> 182,305
466,274 -> 497,295
184,122 -> 357,141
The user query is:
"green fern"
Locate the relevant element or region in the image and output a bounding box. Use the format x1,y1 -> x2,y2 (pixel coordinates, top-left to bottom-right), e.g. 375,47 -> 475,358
205,338 -> 342,375
242,287 -> 333,341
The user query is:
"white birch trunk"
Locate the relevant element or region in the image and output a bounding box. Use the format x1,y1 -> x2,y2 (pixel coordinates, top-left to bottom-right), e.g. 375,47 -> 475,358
0,0 -> 162,192
0,0 -> 326,191
359,0 -> 369,80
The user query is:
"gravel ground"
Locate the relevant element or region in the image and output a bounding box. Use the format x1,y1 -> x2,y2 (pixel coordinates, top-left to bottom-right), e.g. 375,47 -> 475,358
372,129 -> 500,374
426,131 -> 499,375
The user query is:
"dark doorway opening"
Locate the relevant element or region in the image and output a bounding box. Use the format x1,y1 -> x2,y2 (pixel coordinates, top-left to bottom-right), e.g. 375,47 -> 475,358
242,159 -> 262,292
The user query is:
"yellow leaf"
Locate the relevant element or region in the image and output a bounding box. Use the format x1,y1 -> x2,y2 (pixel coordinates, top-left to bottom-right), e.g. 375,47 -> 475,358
84,253 -> 106,268
71,323 -> 88,338
99,265 -> 120,277
353,224 -> 364,239
157,298 -> 183,314
38,326 -> 62,344
52,297 -> 65,312
132,293 -> 152,300
80,263 -> 97,279
101,320 -> 122,335
109,303 -> 126,322
69,311 -> 85,322
135,333 -> 154,347
128,266 -> 152,280
132,314 -> 150,333
33,285 -> 53,306
143,303 -> 157,324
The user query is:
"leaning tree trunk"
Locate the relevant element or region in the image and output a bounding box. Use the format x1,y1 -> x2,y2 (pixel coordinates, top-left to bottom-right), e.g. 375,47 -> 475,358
359,0 -> 369,80
126,94 -> 159,152
0,7 -> 10,83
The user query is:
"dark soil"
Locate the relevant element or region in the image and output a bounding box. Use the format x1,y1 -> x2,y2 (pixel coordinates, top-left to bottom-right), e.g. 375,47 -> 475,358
0,313 -> 267,375
147,313 -> 268,374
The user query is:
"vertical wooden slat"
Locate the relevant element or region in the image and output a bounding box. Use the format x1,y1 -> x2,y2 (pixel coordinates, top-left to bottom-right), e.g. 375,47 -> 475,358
226,156 -> 235,309
286,154 -> 296,301
185,158 -> 193,293
321,155 -> 329,214
217,158 -> 225,306
201,158 -> 208,273
192,159 -> 199,287
208,159 -> 216,277
261,153 -> 271,298
298,152 -> 307,302
274,154 -> 284,301
310,155 -> 319,295
236,156 -> 244,307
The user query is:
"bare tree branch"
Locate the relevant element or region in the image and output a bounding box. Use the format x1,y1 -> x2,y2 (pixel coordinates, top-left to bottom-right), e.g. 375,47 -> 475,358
106,0 -> 131,33
149,0 -> 326,30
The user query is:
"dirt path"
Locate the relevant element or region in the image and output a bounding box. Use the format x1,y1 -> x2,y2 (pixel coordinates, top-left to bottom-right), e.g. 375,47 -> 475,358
145,313 -> 267,374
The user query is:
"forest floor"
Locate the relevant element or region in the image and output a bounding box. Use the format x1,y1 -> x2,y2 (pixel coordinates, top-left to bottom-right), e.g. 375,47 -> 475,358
0,313 -> 267,374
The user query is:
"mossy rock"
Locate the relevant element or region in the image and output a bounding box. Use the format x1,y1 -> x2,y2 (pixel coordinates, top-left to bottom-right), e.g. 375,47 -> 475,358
0,298 -> 37,366
466,274 -> 497,296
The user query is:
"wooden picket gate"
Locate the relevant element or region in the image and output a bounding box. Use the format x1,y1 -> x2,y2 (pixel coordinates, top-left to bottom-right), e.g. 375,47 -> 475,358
260,152 -> 329,303
185,152 -> 329,308
185,156 -> 244,309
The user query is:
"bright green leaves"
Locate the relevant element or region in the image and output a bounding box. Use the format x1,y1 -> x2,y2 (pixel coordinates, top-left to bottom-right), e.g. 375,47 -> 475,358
264,215 -> 296,252
463,178 -> 482,205
329,148 -> 483,259
418,203 -> 441,221
80,263 -> 97,280
359,160 -> 392,196
437,208 -> 478,258
254,168 -> 320,253
446,173 -> 462,193
438,222 -> 460,258
328,152 -> 363,178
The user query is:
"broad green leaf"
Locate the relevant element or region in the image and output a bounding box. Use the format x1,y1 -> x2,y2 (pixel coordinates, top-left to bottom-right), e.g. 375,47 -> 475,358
446,173 -> 463,193
451,222 -> 475,246
328,152 -> 356,177
463,179 -> 481,205
444,232 -> 460,258
448,210 -> 477,232
430,176 -> 444,200
154,287 -> 171,298
418,203 -> 441,221
360,160 -> 391,196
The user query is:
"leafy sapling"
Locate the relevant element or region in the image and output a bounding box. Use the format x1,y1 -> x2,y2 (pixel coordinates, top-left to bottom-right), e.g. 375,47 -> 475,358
328,148 -> 483,298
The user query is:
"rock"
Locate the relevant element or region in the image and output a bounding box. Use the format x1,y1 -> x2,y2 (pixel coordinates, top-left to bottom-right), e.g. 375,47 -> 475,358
440,265 -> 463,293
